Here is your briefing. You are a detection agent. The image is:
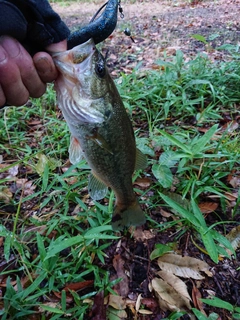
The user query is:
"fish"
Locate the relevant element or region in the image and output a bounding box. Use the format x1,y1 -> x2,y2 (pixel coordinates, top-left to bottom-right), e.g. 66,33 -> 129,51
52,39 -> 147,230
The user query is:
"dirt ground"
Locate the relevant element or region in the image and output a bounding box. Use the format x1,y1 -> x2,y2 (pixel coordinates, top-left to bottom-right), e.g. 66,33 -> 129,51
52,0 -> 240,74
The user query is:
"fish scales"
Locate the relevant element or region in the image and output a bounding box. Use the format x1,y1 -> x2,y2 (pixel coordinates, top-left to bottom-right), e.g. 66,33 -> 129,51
53,39 -> 146,230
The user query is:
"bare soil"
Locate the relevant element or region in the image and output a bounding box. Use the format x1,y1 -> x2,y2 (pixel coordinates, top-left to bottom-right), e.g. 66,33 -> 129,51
52,0 -> 240,74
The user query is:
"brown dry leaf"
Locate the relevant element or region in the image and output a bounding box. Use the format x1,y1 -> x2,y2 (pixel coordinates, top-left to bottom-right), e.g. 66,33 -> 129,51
224,192 -> 239,202
7,165 -> 19,178
157,253 -> 212,279
90,291 -> 106,320
151,277 -> 190,312
61,165 -> 79,185
112,254 -> 129,297
135,293 -> 143,313
22,225 -> 47,241
220,120 -> 239,133
63,280 -> 94,292
141,297 -> 159,311
226,225 -> 240,251
138,309 -> 154,315
26,119 -> 42,126
52,290 -> 74,303
160,208 -> 173,218
133,177 -> 151,189
198,202 -> 218,214
13,274 -> 38,291
0,187 -> 12,203
157,271 -> 192,309
132,228 -> 156,241
16,179 -> 36,196
192,282 -> 207,316
228,176 -> 240,188
108,294 -> 126,310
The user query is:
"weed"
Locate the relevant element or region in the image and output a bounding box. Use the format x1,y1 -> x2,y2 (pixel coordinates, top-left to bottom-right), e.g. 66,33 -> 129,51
0,42 -> 239,318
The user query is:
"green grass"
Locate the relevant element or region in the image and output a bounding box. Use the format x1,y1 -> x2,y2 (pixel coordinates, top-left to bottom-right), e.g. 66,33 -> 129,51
0,45 -> 240,318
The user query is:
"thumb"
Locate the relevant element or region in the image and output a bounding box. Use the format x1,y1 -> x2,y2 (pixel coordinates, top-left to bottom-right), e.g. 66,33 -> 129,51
33,40 -> 67,83
46,39 -> 67,53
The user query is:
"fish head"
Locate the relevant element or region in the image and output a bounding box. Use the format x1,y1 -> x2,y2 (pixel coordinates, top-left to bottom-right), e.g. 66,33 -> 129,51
53,39 -> 112,125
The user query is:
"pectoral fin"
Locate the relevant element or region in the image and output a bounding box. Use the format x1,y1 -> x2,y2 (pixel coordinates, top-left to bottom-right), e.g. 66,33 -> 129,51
68,135 -> 84,164
87,128 -> 113,155
135,148 -> 148,170
88,172 -> 108,200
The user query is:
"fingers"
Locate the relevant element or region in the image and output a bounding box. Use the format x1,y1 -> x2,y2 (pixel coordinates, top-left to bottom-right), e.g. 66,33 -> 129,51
33,52 -> 58,83
0,85 -> 6,108
0,36 -> 67,107
0,36 -> 46,106
33,39 -> 67,83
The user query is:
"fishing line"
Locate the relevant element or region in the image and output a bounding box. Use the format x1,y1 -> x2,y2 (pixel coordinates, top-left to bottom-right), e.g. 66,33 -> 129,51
90,0 -> 125,23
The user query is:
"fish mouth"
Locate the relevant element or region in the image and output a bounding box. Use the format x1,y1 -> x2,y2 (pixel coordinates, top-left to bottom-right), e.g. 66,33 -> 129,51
52,39 -> 96,78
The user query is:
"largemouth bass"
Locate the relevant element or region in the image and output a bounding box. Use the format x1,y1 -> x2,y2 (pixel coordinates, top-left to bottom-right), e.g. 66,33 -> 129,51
53,39 -> 147,230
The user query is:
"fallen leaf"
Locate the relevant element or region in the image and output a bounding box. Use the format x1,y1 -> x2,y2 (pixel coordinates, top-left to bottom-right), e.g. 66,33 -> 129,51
63,280 -> 94,292
226,225 -> 240,251
7,165 -> 19,178
151,277 -> 190,312
224,192 -> 239,202
135,293 -> 142,312
133,228 -> 156,241
228,176 -> 240,188
113,254 -> 129,298
108,294 -> 126,310
141,298 -> 159,311
133,177 -> 152,188
157,270 -> 192,309
158,253 -> 212,279
192,282 -> 207,316
138,309 -> 153,315
14,274 -> 38,291
220,120 -> 239,133
0,187 -> 12,203
160,208 -> 173,218
26,119 -> 42,125
90,291 -> 106,320
16,179 -> 36,196
198,202 -> 218,214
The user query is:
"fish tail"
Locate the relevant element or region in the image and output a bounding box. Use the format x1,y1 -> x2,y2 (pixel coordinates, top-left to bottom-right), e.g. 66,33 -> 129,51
111,199 -> 146,231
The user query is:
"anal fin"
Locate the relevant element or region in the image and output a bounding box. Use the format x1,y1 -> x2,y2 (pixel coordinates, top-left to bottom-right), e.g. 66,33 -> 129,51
88,172 -> 108,200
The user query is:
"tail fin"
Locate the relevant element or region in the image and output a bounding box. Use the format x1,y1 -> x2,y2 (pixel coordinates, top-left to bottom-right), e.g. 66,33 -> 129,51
111,199 -> 146,231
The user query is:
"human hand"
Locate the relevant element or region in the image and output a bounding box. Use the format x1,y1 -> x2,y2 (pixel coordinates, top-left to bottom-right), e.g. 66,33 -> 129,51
0,36 -> 67,107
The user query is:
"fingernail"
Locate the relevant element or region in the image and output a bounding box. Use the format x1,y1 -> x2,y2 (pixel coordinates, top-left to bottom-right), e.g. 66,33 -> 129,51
0,36 -> 20,58
0,47 -> 6,62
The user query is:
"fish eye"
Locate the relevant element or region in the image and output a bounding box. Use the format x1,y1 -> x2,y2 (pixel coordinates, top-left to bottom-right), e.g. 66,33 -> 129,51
95,61 -> 105,78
